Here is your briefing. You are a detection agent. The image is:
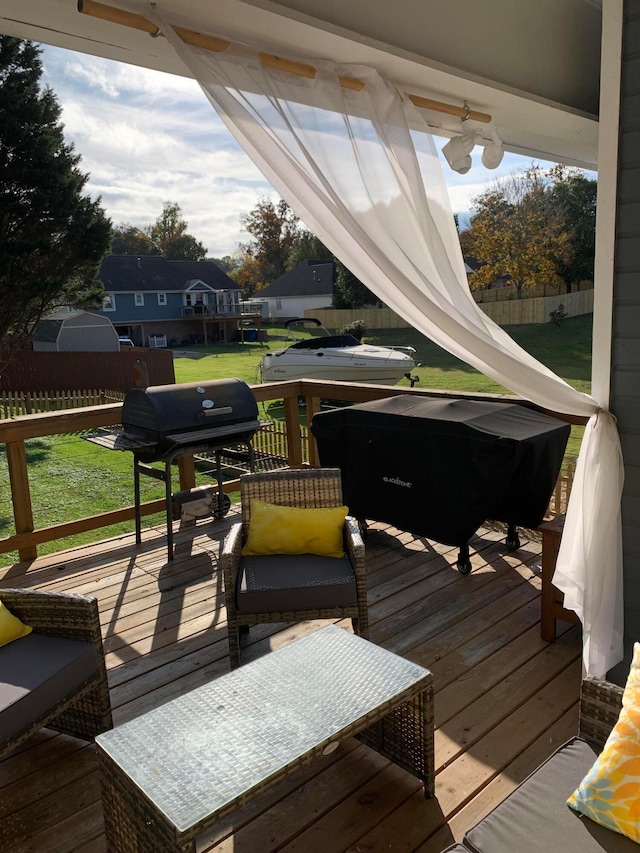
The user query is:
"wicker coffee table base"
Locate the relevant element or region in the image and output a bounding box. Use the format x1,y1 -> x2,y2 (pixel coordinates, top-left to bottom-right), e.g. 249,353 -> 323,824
99,692 -> 433,852
96,627 -> 434,853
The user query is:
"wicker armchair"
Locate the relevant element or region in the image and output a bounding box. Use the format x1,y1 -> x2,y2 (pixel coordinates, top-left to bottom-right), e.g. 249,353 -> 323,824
578,675 -> 624,747
0,588 -> 113,759
221,468 -> 369,667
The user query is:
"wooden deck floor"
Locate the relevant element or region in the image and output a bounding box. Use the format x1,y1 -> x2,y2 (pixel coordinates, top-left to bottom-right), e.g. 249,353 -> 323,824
0,510 -> 582,853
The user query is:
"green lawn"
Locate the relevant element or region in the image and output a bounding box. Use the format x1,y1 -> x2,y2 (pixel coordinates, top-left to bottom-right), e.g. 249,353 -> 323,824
173,315 -> 593,396
0,315 -> 592,563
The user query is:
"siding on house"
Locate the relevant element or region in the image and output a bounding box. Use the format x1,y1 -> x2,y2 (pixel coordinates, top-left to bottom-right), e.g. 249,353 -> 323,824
259,294 -> 333,319
611,1 -> 640,652
100,291 -> 188,323
96,256 -> 241,324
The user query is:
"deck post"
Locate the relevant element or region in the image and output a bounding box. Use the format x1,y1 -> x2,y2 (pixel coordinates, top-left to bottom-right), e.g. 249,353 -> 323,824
283,394 -> 303,467
305,395 -> 322,467
5,439 -> 37,561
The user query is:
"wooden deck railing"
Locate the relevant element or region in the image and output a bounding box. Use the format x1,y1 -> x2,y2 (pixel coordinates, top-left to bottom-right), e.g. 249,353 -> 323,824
0,379 -> 588,561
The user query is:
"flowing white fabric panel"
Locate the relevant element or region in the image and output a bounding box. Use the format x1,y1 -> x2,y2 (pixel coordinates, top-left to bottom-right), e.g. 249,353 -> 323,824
158,15 -> 624,676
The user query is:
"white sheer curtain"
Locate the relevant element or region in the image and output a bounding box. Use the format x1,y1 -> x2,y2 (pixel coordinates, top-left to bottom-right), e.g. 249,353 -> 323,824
157,13 -> 624,677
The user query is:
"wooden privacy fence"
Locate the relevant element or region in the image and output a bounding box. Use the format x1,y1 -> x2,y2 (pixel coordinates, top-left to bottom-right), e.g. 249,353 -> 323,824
477,290 -> 594,326
309,287 -> 594,330
472,280 -> 593,303
0,348 -> 175,393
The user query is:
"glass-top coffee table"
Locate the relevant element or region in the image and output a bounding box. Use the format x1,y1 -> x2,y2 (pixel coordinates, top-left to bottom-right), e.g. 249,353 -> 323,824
96,625 -> 434,852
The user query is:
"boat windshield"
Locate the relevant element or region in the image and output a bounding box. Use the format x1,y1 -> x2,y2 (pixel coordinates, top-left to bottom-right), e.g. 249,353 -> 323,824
288,334 -> 361,350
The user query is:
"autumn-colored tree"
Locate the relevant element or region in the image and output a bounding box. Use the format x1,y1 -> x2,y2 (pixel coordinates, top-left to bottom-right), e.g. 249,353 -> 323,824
457,227 -> 475,259
228,249 -> 264,299
146,202 -> 207,261
240,197 -> 300,283
111,223 -> 156,256
466,165 -> 571,297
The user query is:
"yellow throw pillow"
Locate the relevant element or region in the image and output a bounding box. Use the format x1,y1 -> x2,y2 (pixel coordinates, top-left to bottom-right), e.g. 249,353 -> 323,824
0,600 -> 33,648
242,500 -> 348,558
567,641 -> 640,841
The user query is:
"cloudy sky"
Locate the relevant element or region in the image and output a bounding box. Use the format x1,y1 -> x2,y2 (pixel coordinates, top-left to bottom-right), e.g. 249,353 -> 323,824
39,43 -> 563,259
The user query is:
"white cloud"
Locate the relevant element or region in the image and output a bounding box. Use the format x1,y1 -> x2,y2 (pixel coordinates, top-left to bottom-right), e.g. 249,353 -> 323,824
41,44 -> 275,256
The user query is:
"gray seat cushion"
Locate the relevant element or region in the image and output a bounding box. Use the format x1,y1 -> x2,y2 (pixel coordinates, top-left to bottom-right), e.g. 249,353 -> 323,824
237,554 -> 357,614
0,632 -> 99,743
464,737 -> 637,853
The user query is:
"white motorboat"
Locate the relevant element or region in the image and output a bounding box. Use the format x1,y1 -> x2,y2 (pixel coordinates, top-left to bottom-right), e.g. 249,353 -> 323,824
260,319 -> 418,386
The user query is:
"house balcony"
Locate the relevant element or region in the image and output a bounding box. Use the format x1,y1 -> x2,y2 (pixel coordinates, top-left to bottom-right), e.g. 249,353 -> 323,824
0,380 -> 584,852
181,306 -> 242,319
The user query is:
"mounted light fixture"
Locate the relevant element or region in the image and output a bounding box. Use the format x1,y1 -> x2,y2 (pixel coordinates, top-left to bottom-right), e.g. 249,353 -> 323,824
482,131 -> 504,169
441,131 -> 480,174
442,129 -> 504,173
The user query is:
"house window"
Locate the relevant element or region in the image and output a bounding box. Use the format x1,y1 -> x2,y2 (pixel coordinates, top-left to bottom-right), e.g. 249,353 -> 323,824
103,293 -> 115,312
134,293 -> 144,307
276,299 -> 282,310
157,292 -> 167,306
185,292 -> 208,307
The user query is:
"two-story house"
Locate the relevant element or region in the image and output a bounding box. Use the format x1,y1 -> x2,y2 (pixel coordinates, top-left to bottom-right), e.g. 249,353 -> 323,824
97,256 -> 255,346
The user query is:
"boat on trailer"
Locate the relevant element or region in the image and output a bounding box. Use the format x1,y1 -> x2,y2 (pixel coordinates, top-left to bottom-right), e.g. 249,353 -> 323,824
260,318 -> 418,386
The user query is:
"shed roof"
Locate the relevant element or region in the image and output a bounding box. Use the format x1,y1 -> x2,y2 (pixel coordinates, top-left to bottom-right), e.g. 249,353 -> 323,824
33,310 -> 113,342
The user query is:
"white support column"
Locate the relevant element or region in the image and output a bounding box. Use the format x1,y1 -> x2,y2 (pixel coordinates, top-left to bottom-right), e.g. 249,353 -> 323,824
591,0 -> 624,408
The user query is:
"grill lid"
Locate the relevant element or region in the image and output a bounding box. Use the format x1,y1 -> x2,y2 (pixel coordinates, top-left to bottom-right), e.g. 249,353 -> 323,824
122,378 -> 258,436
87,378 -> 262,460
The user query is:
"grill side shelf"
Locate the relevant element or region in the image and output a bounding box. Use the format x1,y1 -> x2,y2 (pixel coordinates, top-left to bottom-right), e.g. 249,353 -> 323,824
85,432 -> 156,452
165,420 -> 265,445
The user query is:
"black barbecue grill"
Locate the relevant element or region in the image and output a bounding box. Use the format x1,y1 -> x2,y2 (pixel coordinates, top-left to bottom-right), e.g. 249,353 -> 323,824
88,379 -> 263,560
310,395 -> 570,573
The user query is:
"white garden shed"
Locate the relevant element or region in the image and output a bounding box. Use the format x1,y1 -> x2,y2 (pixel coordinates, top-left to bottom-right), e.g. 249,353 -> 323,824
32,310 -> 120,352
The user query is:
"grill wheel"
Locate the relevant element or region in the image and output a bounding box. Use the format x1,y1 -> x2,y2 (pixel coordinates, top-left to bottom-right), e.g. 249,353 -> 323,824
213,493 -> 232,518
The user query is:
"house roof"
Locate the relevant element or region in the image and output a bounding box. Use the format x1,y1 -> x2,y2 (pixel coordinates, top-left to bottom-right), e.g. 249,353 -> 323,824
98,256 -> 241,293
256,260 -> 335,298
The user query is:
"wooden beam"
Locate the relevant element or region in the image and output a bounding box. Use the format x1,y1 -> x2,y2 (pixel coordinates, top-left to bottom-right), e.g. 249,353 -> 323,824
77,0 -> 491,123
5,440 -> 37,561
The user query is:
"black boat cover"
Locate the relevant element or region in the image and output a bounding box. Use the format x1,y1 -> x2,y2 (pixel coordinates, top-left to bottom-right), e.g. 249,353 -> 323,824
310,396 -> 570,547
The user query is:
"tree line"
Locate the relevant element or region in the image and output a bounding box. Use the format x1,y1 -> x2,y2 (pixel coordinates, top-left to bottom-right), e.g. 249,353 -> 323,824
112,170 -> 597,307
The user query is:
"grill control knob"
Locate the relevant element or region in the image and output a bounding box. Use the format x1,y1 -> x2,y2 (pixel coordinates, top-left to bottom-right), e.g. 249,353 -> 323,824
202,399 -> 214,409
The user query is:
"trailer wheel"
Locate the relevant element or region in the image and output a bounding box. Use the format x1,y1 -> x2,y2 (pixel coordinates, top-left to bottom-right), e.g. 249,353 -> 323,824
457,558 -> 472,574
506,534 -> 521,551
213,493 -> 232,518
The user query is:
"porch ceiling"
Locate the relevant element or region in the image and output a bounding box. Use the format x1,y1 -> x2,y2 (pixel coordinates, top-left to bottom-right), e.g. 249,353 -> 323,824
0,0 -> 601,168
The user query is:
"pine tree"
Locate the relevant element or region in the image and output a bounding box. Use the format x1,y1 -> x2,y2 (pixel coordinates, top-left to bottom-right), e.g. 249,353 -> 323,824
0,37 -> 112,351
